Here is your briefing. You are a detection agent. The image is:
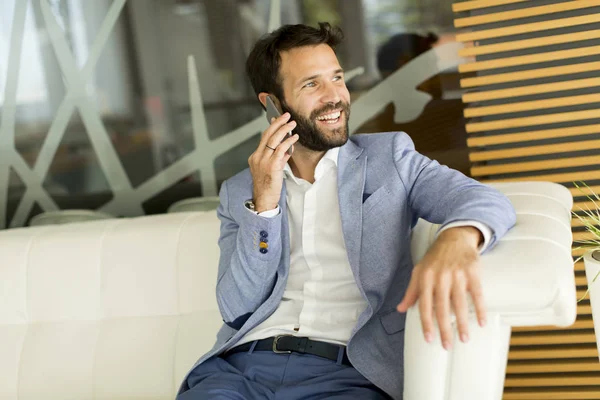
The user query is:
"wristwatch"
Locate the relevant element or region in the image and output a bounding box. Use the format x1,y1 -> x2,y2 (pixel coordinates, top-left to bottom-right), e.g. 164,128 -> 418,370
245,199 -> 280,217
244,199 -> 257,213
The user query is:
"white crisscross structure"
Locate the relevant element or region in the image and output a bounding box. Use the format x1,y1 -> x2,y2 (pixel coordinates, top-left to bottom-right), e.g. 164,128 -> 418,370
0,0 -> 465,229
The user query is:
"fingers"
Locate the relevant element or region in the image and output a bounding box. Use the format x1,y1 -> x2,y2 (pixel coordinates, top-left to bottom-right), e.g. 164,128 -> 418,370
410,262 -> 484,349
434,272 -> 453,350
266,122 -> 296,150
250,113 -> 296,171
468,266 -> 487,327
263,123 -> 297,157
451,275 -> 470,344
260,113 -> 295,153
418,268 -> 435,344
272,133 -> 299,161
262,113 -> 290,142
397,267 -> 420,312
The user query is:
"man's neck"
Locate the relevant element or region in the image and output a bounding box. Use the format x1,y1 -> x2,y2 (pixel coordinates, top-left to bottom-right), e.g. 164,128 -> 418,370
288,145 -> 326,184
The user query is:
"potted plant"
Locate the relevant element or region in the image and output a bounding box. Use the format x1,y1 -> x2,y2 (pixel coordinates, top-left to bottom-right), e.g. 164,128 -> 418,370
573,182 -> 600,360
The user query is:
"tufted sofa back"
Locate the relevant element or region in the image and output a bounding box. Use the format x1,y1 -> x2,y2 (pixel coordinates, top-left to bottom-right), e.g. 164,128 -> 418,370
0,212 -> 222,400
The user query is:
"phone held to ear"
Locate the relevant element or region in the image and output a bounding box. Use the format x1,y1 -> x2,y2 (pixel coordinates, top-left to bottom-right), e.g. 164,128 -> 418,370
265,95 -> 294,155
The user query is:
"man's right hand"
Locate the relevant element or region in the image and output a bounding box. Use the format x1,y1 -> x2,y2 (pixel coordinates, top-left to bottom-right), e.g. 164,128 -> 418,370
248,112 -> 298,213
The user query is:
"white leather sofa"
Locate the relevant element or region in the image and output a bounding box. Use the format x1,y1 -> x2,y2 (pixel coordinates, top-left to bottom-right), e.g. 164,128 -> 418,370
0,181 -> 575,400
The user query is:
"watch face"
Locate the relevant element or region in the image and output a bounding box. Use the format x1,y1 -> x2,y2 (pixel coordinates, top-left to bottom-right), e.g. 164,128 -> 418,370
244,200 -> 255,211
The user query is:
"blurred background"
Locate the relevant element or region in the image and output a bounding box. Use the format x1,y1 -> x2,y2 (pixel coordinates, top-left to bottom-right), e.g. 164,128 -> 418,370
0,0 -> 467,227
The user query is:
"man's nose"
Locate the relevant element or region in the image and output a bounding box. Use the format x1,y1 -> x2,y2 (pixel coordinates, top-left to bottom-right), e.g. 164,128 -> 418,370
320,83 -> 341,105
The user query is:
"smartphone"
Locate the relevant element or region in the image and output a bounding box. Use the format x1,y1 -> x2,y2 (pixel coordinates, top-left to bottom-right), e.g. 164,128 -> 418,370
265,95 -> 293,155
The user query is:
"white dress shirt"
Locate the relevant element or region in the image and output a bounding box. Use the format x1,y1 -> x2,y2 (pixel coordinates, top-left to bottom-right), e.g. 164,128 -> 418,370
237,147 -> 491,347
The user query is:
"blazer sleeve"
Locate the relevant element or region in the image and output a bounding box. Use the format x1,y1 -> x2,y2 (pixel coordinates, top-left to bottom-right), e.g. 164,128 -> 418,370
392,132 -> 516,251
215,180 -> 283,330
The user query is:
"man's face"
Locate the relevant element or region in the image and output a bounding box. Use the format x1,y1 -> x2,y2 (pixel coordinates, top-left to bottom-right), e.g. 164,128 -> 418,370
278,44 -> 351,152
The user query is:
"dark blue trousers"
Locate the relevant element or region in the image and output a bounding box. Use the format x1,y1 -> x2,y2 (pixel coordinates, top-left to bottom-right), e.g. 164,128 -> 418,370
178,345 -> 392,399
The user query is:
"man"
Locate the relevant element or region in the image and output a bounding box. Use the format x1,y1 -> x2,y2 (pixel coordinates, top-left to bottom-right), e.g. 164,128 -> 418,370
178,23 -> 516,399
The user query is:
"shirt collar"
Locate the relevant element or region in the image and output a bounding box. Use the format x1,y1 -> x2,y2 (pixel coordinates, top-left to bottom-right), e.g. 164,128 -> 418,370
284,147 -> 340,183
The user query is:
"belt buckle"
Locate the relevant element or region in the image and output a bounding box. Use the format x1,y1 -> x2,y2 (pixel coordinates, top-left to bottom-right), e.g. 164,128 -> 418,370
272,335 -> 293,354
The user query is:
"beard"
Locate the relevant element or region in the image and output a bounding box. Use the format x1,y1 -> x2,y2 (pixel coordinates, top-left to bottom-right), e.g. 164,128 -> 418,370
280,99 -> 351,152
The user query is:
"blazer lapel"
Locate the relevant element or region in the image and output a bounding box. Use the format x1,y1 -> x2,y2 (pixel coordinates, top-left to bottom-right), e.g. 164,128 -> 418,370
337,140 -> 366,277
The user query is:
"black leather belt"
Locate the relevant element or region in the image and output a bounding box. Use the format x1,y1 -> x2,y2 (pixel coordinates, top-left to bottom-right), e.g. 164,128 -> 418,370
226,335 -> 352,367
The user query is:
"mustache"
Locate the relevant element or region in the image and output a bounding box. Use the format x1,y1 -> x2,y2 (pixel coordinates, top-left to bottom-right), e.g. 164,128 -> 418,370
310,101 -> 350,119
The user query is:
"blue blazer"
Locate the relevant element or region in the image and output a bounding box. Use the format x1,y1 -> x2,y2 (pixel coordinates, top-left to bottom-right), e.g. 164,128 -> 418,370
181,132 -> 516,399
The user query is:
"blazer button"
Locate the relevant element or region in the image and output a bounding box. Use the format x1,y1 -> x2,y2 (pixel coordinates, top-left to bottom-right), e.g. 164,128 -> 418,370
259,242 -> 268,249
260,248 -> 268,254
260,230 -> 268,238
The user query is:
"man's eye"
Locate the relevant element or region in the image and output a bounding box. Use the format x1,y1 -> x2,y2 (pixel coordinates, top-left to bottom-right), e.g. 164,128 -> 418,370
304,81 -> 316,88
333,75 -> 343,82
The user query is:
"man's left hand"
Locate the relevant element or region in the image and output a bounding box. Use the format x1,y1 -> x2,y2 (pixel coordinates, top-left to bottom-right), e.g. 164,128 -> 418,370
396,226 -> 484,350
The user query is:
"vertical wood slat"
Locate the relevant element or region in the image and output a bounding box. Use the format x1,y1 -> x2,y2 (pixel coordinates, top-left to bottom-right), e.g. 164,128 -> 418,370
453,1 -> 600,399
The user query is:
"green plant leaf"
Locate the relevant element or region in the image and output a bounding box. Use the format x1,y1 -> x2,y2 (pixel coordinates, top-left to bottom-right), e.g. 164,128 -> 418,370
572,181 -> 600,302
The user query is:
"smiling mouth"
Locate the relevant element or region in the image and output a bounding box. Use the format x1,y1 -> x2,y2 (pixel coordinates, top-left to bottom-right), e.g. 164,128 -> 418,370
316,110 -> 342,125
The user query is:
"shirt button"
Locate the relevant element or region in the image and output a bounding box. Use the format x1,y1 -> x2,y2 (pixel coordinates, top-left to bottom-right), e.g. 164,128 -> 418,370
260,230 -> 268,238
259,242 -> 268,249
260,248 -> 268,254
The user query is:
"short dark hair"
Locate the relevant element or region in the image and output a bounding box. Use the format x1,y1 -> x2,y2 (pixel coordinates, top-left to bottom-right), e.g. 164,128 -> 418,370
246,22 -> 344,103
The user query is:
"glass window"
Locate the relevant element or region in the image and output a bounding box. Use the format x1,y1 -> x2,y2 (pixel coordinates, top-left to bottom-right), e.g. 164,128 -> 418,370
0,0 -> 469,228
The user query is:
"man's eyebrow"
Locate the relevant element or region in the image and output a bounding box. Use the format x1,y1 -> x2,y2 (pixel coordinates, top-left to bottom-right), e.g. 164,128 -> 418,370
297,68 -> 345,85
299,74 -> 320,84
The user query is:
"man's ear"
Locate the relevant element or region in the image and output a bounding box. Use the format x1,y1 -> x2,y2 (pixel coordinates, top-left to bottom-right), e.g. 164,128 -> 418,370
258,92 -> 269,109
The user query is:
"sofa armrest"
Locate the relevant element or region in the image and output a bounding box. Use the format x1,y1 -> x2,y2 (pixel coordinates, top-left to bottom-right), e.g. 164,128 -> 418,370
409,181 -> 576,327
404,182 -> 576,400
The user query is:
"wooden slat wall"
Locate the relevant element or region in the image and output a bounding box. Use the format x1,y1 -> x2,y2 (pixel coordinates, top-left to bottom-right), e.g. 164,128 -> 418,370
453,1 -> 600,399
